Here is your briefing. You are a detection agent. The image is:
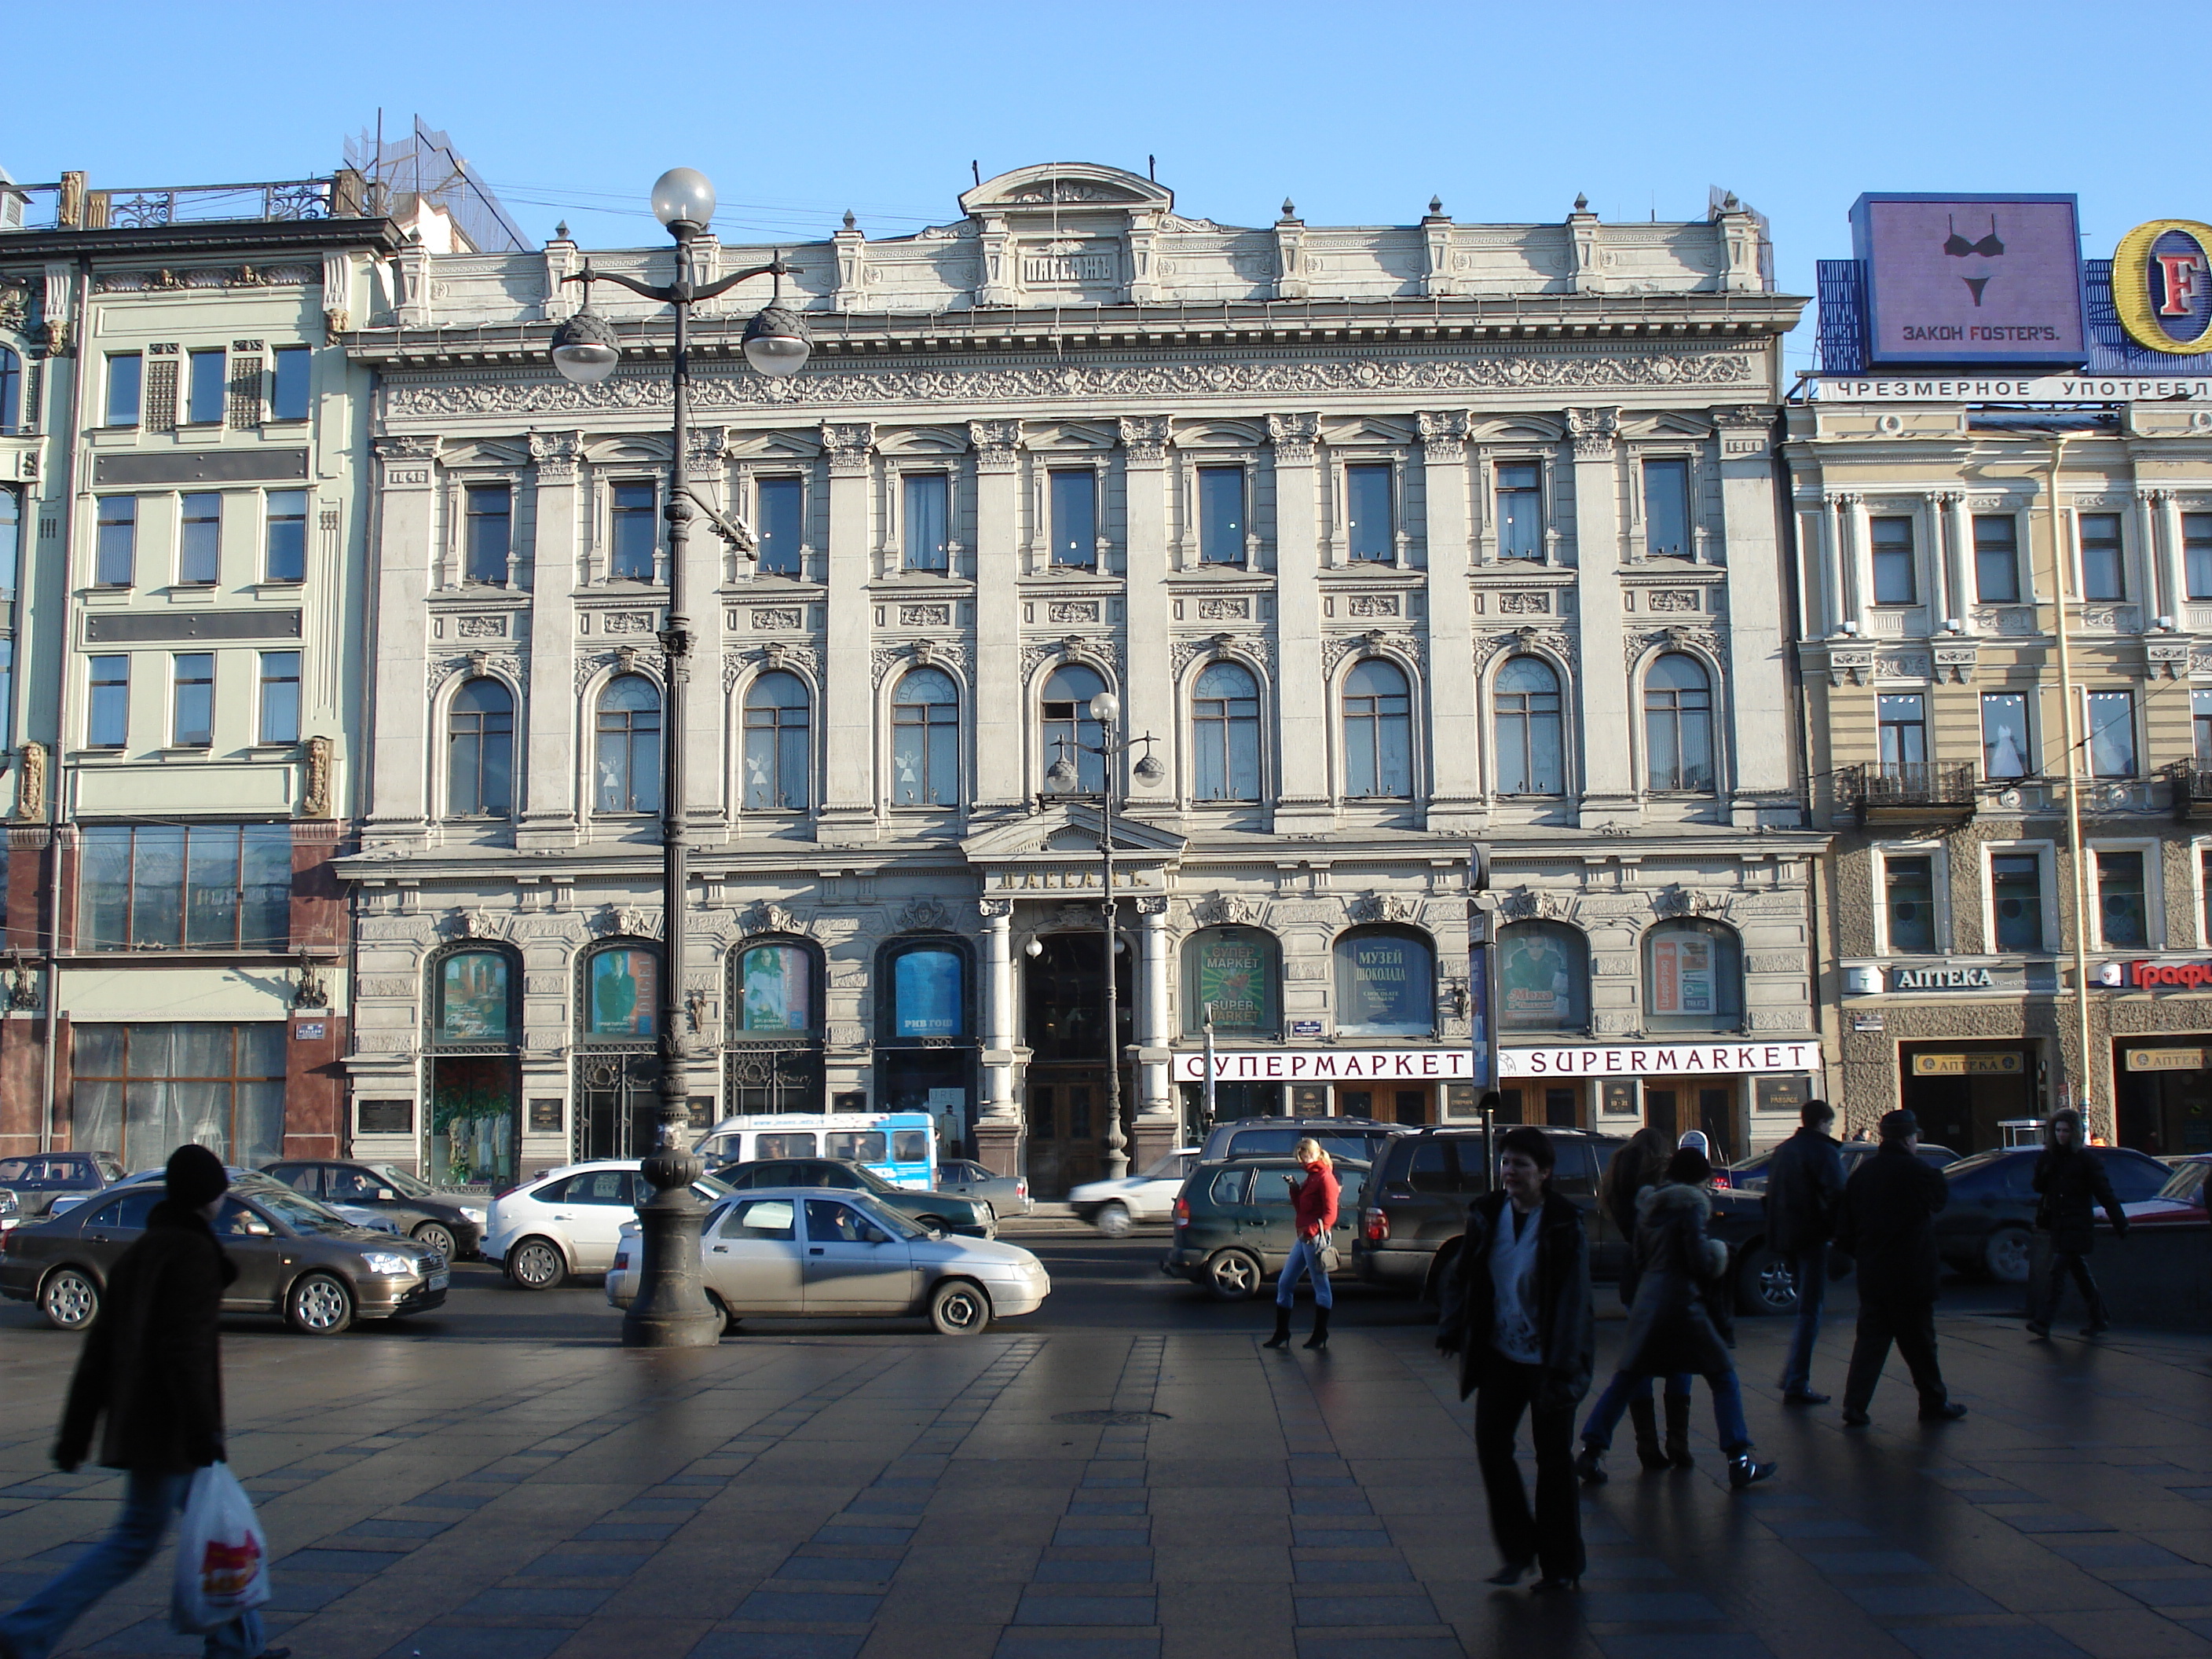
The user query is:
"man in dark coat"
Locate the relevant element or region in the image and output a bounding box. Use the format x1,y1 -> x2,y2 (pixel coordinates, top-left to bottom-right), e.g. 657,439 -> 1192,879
2027,1108 -> 2128,1339
1834,1109 -> 1967,1426
1763,1098 -> 1844,1404
1437,1126 -> 1594,1591
0,1147 -> 283,1659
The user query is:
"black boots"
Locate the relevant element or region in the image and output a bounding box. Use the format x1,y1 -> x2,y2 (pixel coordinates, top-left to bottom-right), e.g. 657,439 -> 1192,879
1628,1396 -> 1670,1471
1663,1392 -> 1695,1469
1727,1448 -> 1778,1489
1304,1306 -> 1331,1350
1574,1442 -> 1608,1485
1263,1305 -> 1292,1349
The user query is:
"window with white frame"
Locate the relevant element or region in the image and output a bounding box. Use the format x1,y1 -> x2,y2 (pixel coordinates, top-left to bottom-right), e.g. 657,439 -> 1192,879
178,493 -> 221,585
1973,514 -> 2020,604
609,482 -> 656,580
755,477 -> 804,577
2086,690 -> 2137,778
1196,466 -> 1245,565
2093,846 -> 2151,949
1870,515 -> 1917,605
1049,469 -> 1097,568
1643,458 -> 1691,558
1988,848 -> 2049,953
1496,461 -> 1543,559
1345,463 -> 1393,563
2078,513 -> 2125,602
1982,691 -> 2034,778
1880,849 -> 1939,954
2186,513 -> 2212,601
463,485 -> 511,585
903,474 -> 950,573
2197,690 -> 2212,767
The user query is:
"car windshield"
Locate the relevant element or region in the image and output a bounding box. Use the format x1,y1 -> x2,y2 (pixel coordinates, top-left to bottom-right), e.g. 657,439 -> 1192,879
364,1164 -> 438,1198
1943,1150 -> 2007,1177
2159,1161 -> 2209,1202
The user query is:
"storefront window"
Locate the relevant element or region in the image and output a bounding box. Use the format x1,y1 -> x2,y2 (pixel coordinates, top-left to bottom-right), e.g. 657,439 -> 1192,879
1643,920 -> 1742,1032
1183,927 -> 1280,1037
434,950 -> 512,1042
737,941 -> 813,1034
888,945 -> 965,1039
1334,926 -> 1434,1038
72,1023 -> 284,1169
1496,921 -> 1588,1034
585,946 -> 658,1038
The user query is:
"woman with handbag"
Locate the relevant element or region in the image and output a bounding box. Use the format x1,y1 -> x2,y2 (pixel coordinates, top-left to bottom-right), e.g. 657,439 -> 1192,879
1264,1138 -> 1339,1352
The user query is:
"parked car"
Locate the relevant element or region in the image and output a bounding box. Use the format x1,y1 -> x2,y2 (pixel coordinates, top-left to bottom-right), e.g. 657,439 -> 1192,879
0,1188 -> 18,1234
0,1153 -> 126,1219
1936,1144 -> 2176,1283
2129,1153 -> 2210,1226
711,1157 -> 996,1238
604,1187 -> 1051,1335
485,1161 -> 734,1289
0,1169 -> 445,1335
1071,1148 -> 1200,1236
1160,1155 -> 1369,1300
48,1167 -> 404,1236
936,1158 -> 1032,1218
1719,1139 -> 1959,1192
263,1159 -> 488,1260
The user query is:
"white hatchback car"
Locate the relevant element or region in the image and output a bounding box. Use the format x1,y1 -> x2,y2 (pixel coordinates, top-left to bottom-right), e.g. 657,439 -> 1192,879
485,1160 -> 731,1289
1068,1148 -> 1200,1236
606,1187 -> 1050,1335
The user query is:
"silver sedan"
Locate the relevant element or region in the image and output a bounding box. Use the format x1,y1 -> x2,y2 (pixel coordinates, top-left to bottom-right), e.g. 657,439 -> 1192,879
606,1186 -> 1050,1335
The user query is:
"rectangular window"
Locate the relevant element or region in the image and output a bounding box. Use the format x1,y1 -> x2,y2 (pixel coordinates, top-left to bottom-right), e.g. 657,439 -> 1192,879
86,656 -> 129,749
1884,853 -> 1937,954
464,485 -> 511,584
170,654 -> 214,747
1496,462 -> 1543,558
1197,466 -> 1245,564
178,493 -> 220,584
1990,853 -> 2044,953
903,473 -> 948,572
1643,458 -> 1691,558
1982,691 -> 2033,778
1974,514 -> 2020,603
95,496 -> 135,588
269,346 -> 310,421
1877,692 -> 1926,774
2087,690 -> 2137,778
262,489 -> 306,583
2095,849 -> 2148,949
187,349 -> 225,424
78,822 -> 291,951
0,639 -> 13,749
609,482 -> 655,580
755,477 -> 803,577
71,1024 -> 286,1171
1870,515 -> 1916,604
0,487 -> 19,591
2196,689 -> 2212,767
105,353 -> 142,427
1049,469 -> 1097,567
258,651 -> 300,745
2078,512 -> 2125,601
2186,512 -> 2212,602
1345,463 -> 1394,562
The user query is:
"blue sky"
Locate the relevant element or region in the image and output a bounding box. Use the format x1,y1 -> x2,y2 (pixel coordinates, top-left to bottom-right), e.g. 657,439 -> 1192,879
5,1 -> 2177,372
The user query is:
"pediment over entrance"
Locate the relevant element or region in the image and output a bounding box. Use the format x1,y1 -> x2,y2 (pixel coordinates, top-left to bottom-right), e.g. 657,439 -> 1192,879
961,805 -> 1185,900
959,163 -> 1173,219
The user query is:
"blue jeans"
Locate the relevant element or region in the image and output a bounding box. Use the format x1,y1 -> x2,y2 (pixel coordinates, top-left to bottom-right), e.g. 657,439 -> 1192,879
0,1470 -> 265,1659
1579,1369 -> 1692,1447
1584,1367 -> 1752,1455
1779,1244 -> 1828,1393
1276,1237 -> 1334,1309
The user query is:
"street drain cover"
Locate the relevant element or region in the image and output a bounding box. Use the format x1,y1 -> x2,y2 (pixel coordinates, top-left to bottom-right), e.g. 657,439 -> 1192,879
1053,1410 -> 1170,1426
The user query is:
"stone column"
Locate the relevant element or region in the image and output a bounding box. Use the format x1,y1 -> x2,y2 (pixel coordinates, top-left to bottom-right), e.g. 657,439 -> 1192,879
684,428 -> 730,836
519,431 -> 581,848
1269,414 -> 1330,831
1131,895 -> 1178,1168
1818,495 -> 1848,636
1713,408 -> 1789,825
1941,491 -> 1972,629
1844,493 -> 1873,632
970,422 -> 1024,812
2152,489 -> 2187,622
974,897 -> 1024,1177
1567,408 -> 1633,822
365,436 -> 440,837
818,423 -> 876,843
1119,418 -> 1174,805
1419,412 -> 1480,828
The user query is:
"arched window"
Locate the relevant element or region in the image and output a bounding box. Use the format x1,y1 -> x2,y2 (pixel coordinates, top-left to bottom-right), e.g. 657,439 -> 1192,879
880,939 -> 969,1040
742,672 -> 811,811
1495,656 -> 1564,796
1643,654 -> 1715,793
1182,926 -> 1280,1037
426,946 -> 521,1187
594,675 -> 662,814
582,943 -> 659,1038
891,667 -> 961,805
0,346 -> 20,432
1192,660 -> 1261,801
727,937 -> 824,1114
1335,925 -> 1434,1038
1342,659 -> 1412,798
1643,919 -> 1742,1032
447,678 -> 515,817
1041,662 -> 1108,793
732,939 -> 817,1035
1496,921 -> 1589,1034
432,948 -> 515,1043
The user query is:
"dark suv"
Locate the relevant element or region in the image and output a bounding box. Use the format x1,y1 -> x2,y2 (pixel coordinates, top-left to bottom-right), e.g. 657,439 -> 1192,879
0,1153 -> 125,1219
1162,1156 -> 1370,1300
1196,1117 -> 1411,1166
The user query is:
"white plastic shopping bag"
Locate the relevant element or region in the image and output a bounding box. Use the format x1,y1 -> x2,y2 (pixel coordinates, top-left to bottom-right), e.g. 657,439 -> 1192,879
170,1462 -> 270,1633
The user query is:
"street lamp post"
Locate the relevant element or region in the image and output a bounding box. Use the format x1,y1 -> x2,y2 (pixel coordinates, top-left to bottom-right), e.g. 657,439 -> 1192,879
1042,693 -> 1163,1181
549,167 -> 812,1348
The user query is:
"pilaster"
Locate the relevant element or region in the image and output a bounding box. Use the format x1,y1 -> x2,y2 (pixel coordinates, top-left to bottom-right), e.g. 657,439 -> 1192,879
971,420 -> 1024,812
364,436 -> 439,838
1119,416 -> 1173,807
519,432 -> 581,847
819,422 -> 877,840
1567,408 -> 1632,822
1712,407 -> 1790,822
1269,414 -> 1330,830
1419,412 -> 1480,826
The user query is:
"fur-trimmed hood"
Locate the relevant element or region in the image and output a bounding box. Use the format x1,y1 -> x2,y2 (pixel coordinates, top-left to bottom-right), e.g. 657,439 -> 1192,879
1636,1180 -> 1712,1225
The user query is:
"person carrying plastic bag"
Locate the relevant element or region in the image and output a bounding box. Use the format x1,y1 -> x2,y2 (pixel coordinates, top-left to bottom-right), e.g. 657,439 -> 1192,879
0,1146 -> 284,1659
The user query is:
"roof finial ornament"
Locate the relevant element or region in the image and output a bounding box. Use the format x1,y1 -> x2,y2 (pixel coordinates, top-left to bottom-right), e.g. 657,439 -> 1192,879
1429,195 -> 1443,216
842,208 -> 856,231
1281,197 -> 1296,220
1573,192 -> 1589,212
554,220 -> 569,241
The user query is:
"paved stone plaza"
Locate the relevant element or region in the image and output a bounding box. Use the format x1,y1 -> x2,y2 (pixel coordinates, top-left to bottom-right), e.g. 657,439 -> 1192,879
0,1234 -> 2208,1659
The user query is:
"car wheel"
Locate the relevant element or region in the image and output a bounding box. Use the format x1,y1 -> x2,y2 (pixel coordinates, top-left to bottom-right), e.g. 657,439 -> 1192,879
929,1278 -> 992,1335
1984,1226 -> 2032,1284
1734,1243 -> 1798,1317
1204,1247 -> 1264,1302
507,1236 -> 568,1291
39,1267 -> 99,1331
1095,1201 -> 1133,1238
286,1272 -> 354,1336
914,1214 -> 950,1233
410,1221 -> 456,1262
704,1291 -> 734,1339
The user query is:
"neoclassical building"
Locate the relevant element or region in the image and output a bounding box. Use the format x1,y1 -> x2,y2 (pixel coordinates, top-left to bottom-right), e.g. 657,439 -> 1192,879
342,163 -> 1823,1191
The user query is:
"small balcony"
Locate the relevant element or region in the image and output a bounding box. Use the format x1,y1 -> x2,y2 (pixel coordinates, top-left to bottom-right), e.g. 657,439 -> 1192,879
2167,760 -> 2212,822
1840,761 -> 1978,828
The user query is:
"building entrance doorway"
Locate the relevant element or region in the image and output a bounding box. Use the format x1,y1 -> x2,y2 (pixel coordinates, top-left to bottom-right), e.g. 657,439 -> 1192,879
1022,932 -> 1133,1196
1641,1085 -> 1738,1161
427,1055 -> 518,1187
577,1050 -> 659,1162
2114,1041 -> 2212,1157
1901,1044 -> 2034,1153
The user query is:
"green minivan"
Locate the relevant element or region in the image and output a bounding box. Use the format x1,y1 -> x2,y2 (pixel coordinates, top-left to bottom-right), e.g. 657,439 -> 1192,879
1159,1155 -> 1368,1301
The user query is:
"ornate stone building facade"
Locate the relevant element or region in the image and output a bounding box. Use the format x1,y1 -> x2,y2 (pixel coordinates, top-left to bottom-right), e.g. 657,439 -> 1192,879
342,163 -> 1822,1190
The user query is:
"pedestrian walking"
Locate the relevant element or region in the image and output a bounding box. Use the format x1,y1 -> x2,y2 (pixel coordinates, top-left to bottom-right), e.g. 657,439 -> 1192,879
0,1147 -> 286,1659
1576,1148 -> 1775,1490
2027,1108 -> 2128,1339
1263,1137 -> 1339,1352
1763,1098 -> 1844,1404
1835,1108 -> 1967,1426
1573,1126 -> 1691,1476
1436,1126 -> 1595,1591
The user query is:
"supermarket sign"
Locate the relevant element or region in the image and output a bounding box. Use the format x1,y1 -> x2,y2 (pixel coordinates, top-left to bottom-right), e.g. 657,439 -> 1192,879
1170,1042 -> 1820,1082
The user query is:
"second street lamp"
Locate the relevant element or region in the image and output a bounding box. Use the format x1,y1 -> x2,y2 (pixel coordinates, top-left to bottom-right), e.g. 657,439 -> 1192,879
549,167 -> 812,1348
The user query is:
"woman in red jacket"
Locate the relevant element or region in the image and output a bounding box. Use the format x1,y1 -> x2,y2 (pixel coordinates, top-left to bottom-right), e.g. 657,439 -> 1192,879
1265,1139 -> 1340,1352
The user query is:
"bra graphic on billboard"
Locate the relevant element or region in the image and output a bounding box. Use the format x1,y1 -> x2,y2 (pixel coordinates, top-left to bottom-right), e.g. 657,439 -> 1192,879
1851,193 -> 2087,369
2113,220 -> 2212,356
